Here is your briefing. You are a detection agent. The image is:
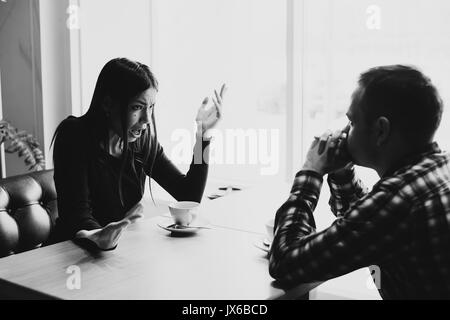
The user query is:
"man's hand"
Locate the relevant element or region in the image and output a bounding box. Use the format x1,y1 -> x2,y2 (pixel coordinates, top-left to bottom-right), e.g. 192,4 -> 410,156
326,125 -> 353,173
302,125 -> 352,176
75,203 -> 144,250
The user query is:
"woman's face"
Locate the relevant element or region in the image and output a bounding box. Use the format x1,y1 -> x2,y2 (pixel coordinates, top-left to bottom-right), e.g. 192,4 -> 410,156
109,88 -> 157,142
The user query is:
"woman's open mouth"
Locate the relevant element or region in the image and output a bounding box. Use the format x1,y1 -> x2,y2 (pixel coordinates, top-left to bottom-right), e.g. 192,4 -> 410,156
130,128 -> 144,138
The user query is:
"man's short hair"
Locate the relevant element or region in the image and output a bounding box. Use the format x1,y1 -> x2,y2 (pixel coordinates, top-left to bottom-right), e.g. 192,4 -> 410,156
358,65 -> 443,143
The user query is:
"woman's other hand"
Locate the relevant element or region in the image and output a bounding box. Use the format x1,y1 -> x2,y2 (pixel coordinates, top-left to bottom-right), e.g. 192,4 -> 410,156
75,204 -> 144,250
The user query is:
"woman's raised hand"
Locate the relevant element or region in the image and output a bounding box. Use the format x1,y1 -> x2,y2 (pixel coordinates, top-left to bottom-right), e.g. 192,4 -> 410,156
196,84 -> 227,138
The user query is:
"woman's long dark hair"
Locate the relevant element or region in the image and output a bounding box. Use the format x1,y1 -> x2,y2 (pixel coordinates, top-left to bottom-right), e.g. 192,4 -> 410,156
52,58 -> 159,206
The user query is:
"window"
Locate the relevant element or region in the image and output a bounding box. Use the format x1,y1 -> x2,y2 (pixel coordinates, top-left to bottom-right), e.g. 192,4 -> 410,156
72,0 -> 450,188
299,0 -> 450,188
151,0 -> 287,184
77,0 -> 152,115
298,0 -> 450,298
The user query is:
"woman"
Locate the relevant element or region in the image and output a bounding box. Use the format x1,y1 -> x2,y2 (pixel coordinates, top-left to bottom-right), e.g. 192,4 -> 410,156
51,58 -> 226,250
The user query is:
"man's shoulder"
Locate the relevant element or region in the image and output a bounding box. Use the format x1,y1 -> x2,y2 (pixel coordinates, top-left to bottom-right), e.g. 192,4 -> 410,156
380,152 -> 450,198
400,151 -> 449,179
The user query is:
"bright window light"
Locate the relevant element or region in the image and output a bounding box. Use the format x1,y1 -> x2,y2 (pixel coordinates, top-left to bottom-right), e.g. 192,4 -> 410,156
151,0 -> 287,185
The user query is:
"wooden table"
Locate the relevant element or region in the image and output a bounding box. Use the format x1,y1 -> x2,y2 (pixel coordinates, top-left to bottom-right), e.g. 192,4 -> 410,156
0,183 -> 321,300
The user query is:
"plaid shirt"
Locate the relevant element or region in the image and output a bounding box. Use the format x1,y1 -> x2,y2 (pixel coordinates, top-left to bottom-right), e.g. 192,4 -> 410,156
269,142 -> 450,299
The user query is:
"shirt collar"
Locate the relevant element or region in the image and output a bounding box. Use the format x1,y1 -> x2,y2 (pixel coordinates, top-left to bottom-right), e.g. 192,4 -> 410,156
382,142 -> 441,178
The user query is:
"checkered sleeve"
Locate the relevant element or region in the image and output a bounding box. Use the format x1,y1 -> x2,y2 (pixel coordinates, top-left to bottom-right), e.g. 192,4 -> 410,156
327,166 -> 369,217
268,173 -> 412,285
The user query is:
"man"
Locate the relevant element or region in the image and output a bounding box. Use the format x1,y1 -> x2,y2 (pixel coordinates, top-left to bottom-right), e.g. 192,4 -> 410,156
269,65 -> 450,299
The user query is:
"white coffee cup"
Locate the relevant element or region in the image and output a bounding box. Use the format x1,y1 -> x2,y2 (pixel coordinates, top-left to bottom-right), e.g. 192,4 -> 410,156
265,218 -> 275,243
168,201 -> 200,226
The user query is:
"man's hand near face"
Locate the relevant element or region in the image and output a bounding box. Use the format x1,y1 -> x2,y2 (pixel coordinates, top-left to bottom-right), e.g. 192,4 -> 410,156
302,125 -> 353,176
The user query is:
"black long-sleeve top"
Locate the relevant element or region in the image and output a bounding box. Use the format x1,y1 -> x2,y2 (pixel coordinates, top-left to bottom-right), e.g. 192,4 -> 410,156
51,116 -> 209,241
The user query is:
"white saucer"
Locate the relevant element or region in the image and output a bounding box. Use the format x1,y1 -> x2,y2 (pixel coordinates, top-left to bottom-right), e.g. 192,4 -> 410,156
156,216 -> 210,234
157,223 -> 201,234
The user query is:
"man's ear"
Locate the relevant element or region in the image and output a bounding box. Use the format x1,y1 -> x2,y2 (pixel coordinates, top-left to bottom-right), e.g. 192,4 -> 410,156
375,116 -> 390,147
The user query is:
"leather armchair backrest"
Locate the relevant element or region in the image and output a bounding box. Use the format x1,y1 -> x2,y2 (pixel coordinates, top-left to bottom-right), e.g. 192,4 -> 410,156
0,170 -> 57,258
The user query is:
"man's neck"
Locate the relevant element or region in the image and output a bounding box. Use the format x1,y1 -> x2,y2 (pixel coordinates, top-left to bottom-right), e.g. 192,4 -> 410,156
376,141 -> 434,177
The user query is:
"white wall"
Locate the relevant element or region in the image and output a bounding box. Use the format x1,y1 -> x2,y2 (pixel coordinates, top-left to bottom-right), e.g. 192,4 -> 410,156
39,0 -> 74,169
0,0 -> 43,177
